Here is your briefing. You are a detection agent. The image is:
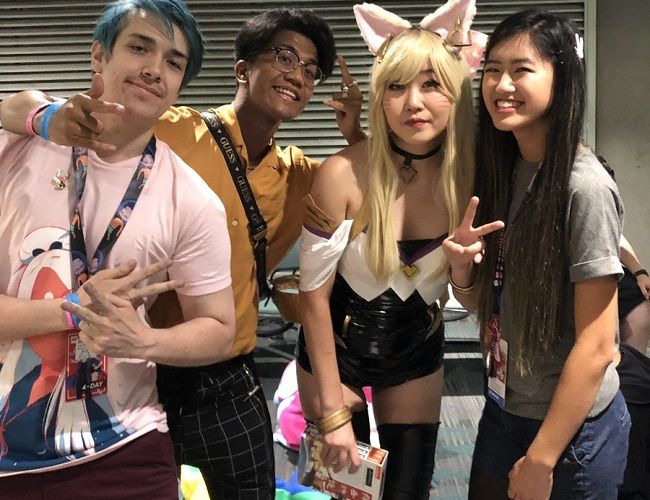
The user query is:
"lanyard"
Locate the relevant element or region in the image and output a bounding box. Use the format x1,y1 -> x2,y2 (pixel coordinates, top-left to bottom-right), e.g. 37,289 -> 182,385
69,136 -> 157,288
487,165 -> 533,376
491,231 -> 508,314
490,163 -> 537,315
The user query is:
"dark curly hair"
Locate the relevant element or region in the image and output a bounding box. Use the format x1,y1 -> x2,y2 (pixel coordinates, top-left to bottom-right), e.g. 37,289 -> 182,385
234,8 -> 336,81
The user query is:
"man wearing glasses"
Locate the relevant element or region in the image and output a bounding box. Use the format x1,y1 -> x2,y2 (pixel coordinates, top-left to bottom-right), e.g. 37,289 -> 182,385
0,6 -> 363,499
151,11 -> 362,498
151,11 -> 361,498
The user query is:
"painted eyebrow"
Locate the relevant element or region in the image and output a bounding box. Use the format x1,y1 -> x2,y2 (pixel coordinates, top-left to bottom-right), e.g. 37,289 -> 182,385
128,33 -> 188,60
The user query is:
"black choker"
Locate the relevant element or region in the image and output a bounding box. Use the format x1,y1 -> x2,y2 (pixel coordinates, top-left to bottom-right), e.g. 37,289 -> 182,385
389,136 -> 442,184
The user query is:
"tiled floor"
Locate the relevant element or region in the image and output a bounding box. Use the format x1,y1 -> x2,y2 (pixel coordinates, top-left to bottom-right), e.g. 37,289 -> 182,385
255,313 -> 485,499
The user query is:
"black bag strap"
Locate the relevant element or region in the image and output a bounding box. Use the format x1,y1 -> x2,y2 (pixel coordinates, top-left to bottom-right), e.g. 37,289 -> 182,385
201,111 -> 271,300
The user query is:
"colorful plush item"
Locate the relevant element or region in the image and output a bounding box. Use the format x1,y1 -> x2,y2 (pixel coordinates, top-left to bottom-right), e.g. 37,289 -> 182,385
273,360 -> 308,451
180,465 -> 329,500
276,473 -> 331,499
180,464 -> 209,500
273,361 -> 377,452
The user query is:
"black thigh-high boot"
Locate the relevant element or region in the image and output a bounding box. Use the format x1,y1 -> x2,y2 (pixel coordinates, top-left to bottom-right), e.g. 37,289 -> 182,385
377,422 -> 440,500
351,406 -> 371,444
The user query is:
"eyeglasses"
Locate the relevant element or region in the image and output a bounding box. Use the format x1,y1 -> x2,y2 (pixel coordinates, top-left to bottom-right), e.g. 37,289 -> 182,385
251,47 -> 323,86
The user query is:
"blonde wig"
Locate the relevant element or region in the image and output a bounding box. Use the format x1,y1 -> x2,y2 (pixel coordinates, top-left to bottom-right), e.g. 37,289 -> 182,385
361,28 -> 476,282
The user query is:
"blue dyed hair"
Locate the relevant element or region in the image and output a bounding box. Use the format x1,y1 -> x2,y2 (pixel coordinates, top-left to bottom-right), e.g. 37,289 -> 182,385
93,0 -> 204,87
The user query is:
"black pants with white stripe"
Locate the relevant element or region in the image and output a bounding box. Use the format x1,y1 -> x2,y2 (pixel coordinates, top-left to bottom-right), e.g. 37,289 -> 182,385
158,353 -> 275,500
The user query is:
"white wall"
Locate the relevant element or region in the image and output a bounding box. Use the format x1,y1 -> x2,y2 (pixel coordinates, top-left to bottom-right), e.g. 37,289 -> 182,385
596,0 -> 650,265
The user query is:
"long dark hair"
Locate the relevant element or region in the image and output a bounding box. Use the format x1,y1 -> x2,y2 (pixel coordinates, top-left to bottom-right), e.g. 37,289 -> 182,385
474,9 -> 585,374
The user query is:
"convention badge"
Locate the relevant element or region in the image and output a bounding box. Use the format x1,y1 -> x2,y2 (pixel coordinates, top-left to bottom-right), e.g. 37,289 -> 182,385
65,333 -> 108,401
487,337 -> 508,408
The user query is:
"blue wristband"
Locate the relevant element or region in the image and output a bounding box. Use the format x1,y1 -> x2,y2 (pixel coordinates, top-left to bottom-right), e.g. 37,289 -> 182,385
64,291 -> 82,328
38,102 -> 63,141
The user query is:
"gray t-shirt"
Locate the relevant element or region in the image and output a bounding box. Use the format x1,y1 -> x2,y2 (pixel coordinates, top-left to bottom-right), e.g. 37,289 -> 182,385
499,147 -> 624,420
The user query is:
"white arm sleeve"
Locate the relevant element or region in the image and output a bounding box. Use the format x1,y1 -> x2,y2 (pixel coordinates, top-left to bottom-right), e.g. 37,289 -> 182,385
298,220 -> 353,292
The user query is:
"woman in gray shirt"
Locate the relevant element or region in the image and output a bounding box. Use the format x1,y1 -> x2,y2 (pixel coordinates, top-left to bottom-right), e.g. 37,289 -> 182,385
444,9 -> 631,500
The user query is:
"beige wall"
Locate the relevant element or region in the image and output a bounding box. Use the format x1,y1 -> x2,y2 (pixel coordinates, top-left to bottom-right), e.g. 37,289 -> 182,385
596,0 -> 650,265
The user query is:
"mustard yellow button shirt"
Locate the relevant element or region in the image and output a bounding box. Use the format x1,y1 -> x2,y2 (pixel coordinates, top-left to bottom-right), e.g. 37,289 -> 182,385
149,104 -> 317,358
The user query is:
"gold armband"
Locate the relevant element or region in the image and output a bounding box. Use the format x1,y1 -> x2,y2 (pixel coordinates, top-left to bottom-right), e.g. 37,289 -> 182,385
448,267 -> 474,295
317,406 -> 353,435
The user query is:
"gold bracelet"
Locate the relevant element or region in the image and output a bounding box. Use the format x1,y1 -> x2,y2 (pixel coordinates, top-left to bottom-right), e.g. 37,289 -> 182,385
317,406 -> 353,435
448,267 -> 474,295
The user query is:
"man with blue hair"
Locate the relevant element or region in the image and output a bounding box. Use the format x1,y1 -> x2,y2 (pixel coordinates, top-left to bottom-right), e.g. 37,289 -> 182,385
0,4 -> 364,498
0,1 -> 235,497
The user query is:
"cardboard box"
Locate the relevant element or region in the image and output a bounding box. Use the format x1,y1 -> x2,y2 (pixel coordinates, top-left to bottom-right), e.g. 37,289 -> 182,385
297,426 -> 388,500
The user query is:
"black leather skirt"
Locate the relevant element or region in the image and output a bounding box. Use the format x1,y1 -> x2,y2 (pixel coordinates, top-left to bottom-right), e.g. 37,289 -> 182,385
296,273 -> 444,389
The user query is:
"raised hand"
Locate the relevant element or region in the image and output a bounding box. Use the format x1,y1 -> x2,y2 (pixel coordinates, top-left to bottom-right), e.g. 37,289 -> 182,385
41,73 -> 125,152
323,55 -> 365,145
78,259 -> 184,311
443,196 -> 505,268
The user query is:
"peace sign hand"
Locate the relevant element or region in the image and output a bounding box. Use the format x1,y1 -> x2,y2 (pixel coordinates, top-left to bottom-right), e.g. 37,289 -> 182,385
323,55 -> 365,145
62,282 -> 154,359
78,258 -> 184,312
443,196 -> 505,269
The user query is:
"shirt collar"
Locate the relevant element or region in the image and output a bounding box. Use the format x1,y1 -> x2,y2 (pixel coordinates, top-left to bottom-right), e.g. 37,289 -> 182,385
212,103 -> 283,171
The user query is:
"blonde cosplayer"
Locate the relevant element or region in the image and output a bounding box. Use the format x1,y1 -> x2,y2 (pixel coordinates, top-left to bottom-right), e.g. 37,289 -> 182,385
296,4 -> 487,497
362,28 -> 476,282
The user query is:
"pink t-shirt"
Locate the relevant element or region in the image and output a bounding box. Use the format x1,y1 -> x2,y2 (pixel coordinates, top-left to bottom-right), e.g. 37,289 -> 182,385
0,132 -> 231,475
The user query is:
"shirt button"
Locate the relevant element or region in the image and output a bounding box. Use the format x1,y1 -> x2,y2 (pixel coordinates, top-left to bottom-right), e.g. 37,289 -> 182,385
231,220 -> 239,227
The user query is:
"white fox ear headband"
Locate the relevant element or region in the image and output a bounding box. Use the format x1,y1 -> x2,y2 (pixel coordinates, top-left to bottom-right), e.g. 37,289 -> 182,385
353,0 -> 488,76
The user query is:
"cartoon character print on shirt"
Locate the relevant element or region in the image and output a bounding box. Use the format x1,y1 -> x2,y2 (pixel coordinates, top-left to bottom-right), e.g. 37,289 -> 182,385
0,227 -> 124,467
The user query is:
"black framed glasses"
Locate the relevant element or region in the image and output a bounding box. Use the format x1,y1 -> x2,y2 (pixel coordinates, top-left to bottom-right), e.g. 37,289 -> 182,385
251,47 -> 323,86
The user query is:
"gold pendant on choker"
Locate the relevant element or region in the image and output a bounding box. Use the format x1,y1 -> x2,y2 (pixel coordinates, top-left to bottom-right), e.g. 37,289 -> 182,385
51,169 -> 69,190
399,165 -> 418,184
389,135 -> 442,186
401,263 -> 419,279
